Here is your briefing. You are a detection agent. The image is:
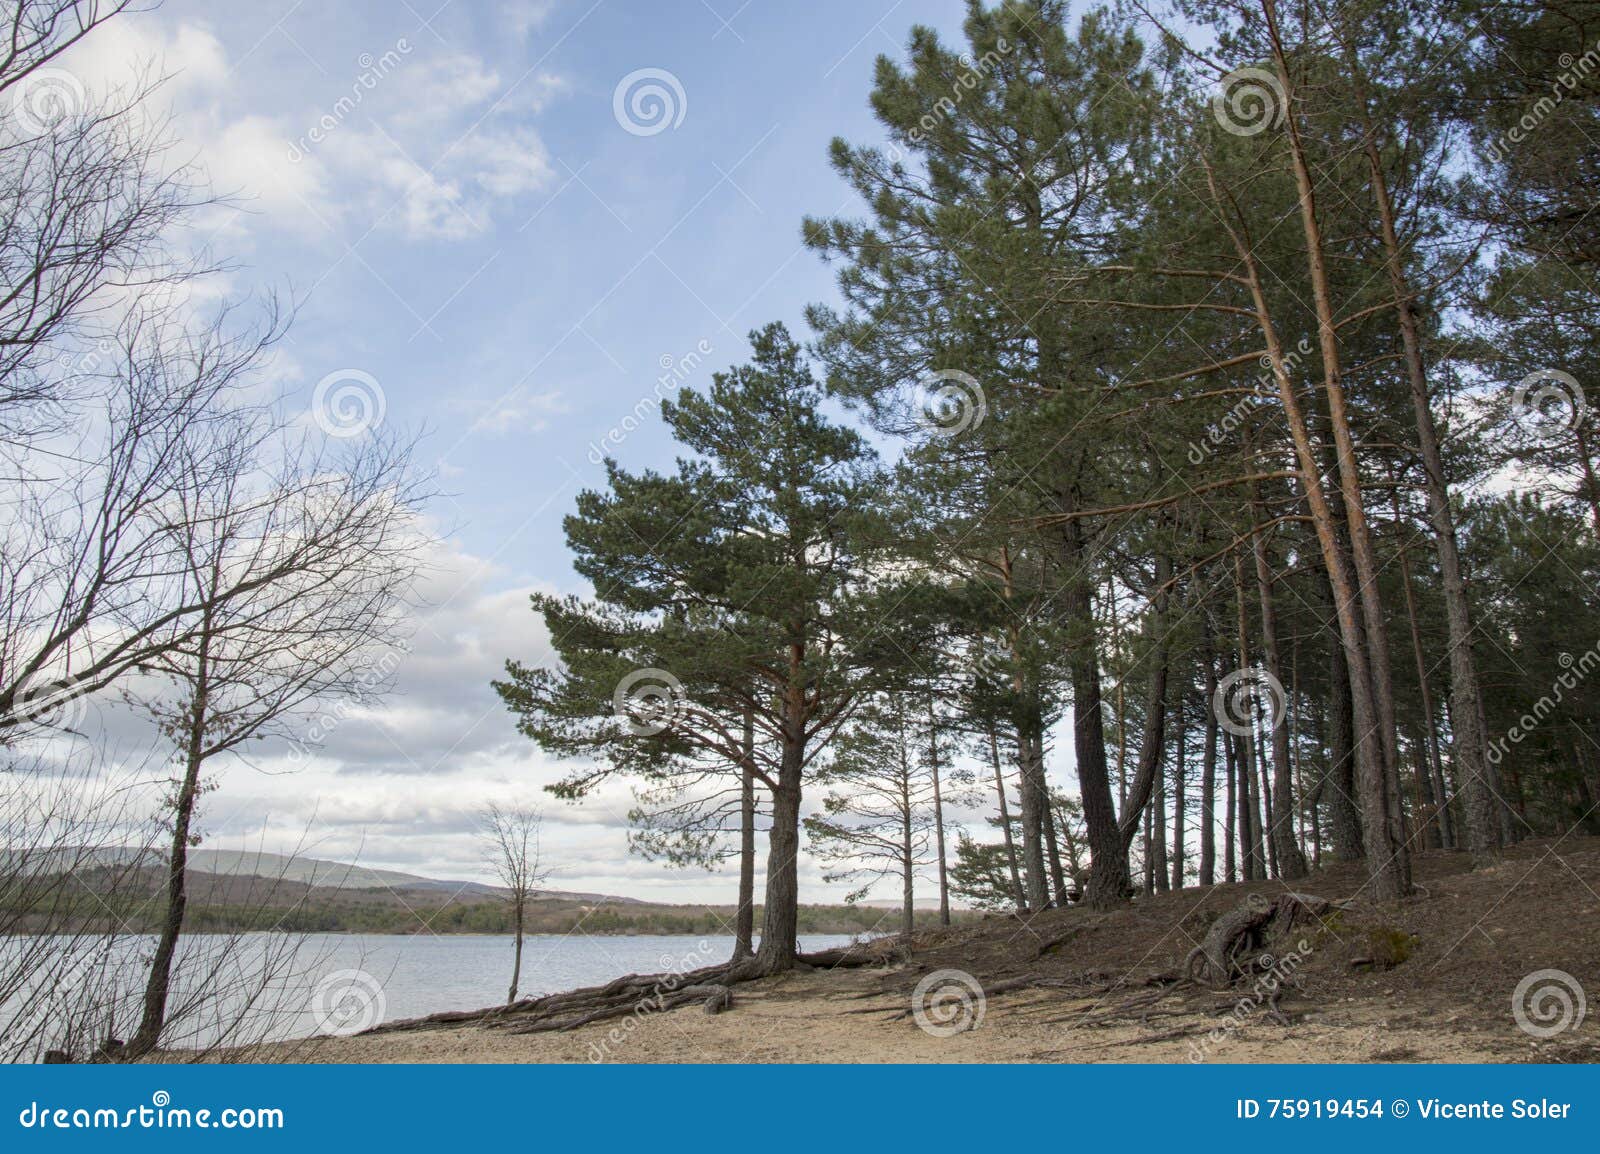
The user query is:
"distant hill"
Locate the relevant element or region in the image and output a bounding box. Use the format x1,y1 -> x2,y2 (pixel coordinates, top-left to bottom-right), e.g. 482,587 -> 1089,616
181,849 -> 643,906
6,847 -> 977,935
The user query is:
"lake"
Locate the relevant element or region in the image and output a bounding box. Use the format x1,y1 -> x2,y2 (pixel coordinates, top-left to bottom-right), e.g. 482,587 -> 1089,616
291,932 -> 859,1032
1,932 -> 861,1056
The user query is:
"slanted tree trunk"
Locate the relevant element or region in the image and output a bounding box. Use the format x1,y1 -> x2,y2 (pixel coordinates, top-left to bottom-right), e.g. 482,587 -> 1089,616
1341,20 -> 1500,868
1060,509 -> 1123,910
1260,0 -> 1409,898
1042,787 -> 1070,905
987,723 -> 1026,910
129,627 -> 212,1059
1115,551 -> 1174,882
1014,705 -> 1050,913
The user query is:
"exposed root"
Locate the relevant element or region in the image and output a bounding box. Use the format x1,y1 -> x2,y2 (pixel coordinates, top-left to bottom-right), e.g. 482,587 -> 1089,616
362,941 -> 896,1038
1184,893 -> 1343,989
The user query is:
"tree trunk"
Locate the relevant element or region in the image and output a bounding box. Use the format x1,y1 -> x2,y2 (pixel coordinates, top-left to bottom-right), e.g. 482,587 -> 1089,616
1014,708 -> 1050,913
1223,707 -> 1237,884
1200,626 -> 1219,887
1041,785 -> 1069,906
1171,694 -> 1187,891
1060,508 -> 1124,909
733,709 -> 757,961
1261,0 -> 1409,898
987,723 -> 1026,910
130,636 -> 212,1058
509,900 -> 525,1003
927,698 -> 950,927
1250,495 -> 1308,878
752,680 -> 805,974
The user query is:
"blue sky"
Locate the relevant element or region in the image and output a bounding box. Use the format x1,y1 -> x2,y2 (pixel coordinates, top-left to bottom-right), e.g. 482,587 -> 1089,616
67,0 -> 988,904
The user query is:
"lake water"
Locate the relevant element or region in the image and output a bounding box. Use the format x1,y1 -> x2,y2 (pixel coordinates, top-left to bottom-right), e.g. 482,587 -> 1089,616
1,932 -> 860,1055
293,932 -> 859,1030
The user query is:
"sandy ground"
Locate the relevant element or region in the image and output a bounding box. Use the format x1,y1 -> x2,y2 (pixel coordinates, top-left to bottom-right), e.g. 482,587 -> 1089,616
241,839 -> 1600,1064
260,966 -> 1534,1064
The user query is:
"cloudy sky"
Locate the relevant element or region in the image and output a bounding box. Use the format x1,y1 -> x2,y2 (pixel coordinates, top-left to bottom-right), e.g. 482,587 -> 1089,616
52,0 -> 991,904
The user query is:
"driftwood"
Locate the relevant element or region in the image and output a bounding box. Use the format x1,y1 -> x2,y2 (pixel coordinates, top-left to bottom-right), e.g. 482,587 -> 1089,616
363,941 -> 897,1037
1184,893 -> 1342,989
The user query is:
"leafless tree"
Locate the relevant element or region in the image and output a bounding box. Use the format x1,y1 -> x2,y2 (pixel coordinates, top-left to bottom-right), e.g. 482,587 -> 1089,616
480,802 -> 547,1003
115,399 -> 428,1057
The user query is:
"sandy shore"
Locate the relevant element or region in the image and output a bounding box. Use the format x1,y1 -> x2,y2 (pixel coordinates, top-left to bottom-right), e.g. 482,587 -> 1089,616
259,964 -> 1522,1064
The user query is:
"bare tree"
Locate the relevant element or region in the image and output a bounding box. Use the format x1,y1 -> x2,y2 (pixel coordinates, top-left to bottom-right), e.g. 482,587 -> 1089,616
481,803 -> 547,1004
117,397 -> 427,1058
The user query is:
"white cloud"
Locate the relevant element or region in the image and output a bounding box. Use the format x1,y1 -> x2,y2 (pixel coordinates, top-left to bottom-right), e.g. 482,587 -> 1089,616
463,387 -> 568,435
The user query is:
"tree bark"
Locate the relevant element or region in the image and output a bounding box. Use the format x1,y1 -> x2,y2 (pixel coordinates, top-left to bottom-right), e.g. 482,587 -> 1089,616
733,709 -> 757,961
1250,485 -> 1308,878
927,697 -> 950,927
1171,694 -> 1187,891
1261,0 -> 1409,897
1200,623 -> 1219,887
129,628 -> 212,1058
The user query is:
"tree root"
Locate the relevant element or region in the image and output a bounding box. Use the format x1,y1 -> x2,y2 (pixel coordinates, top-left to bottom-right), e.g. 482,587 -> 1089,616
1184,893 -> 1343,990
364,941 -> 894,1037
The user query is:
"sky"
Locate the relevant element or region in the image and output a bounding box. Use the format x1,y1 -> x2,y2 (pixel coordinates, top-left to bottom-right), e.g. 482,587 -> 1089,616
50,0 -> 1004,905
